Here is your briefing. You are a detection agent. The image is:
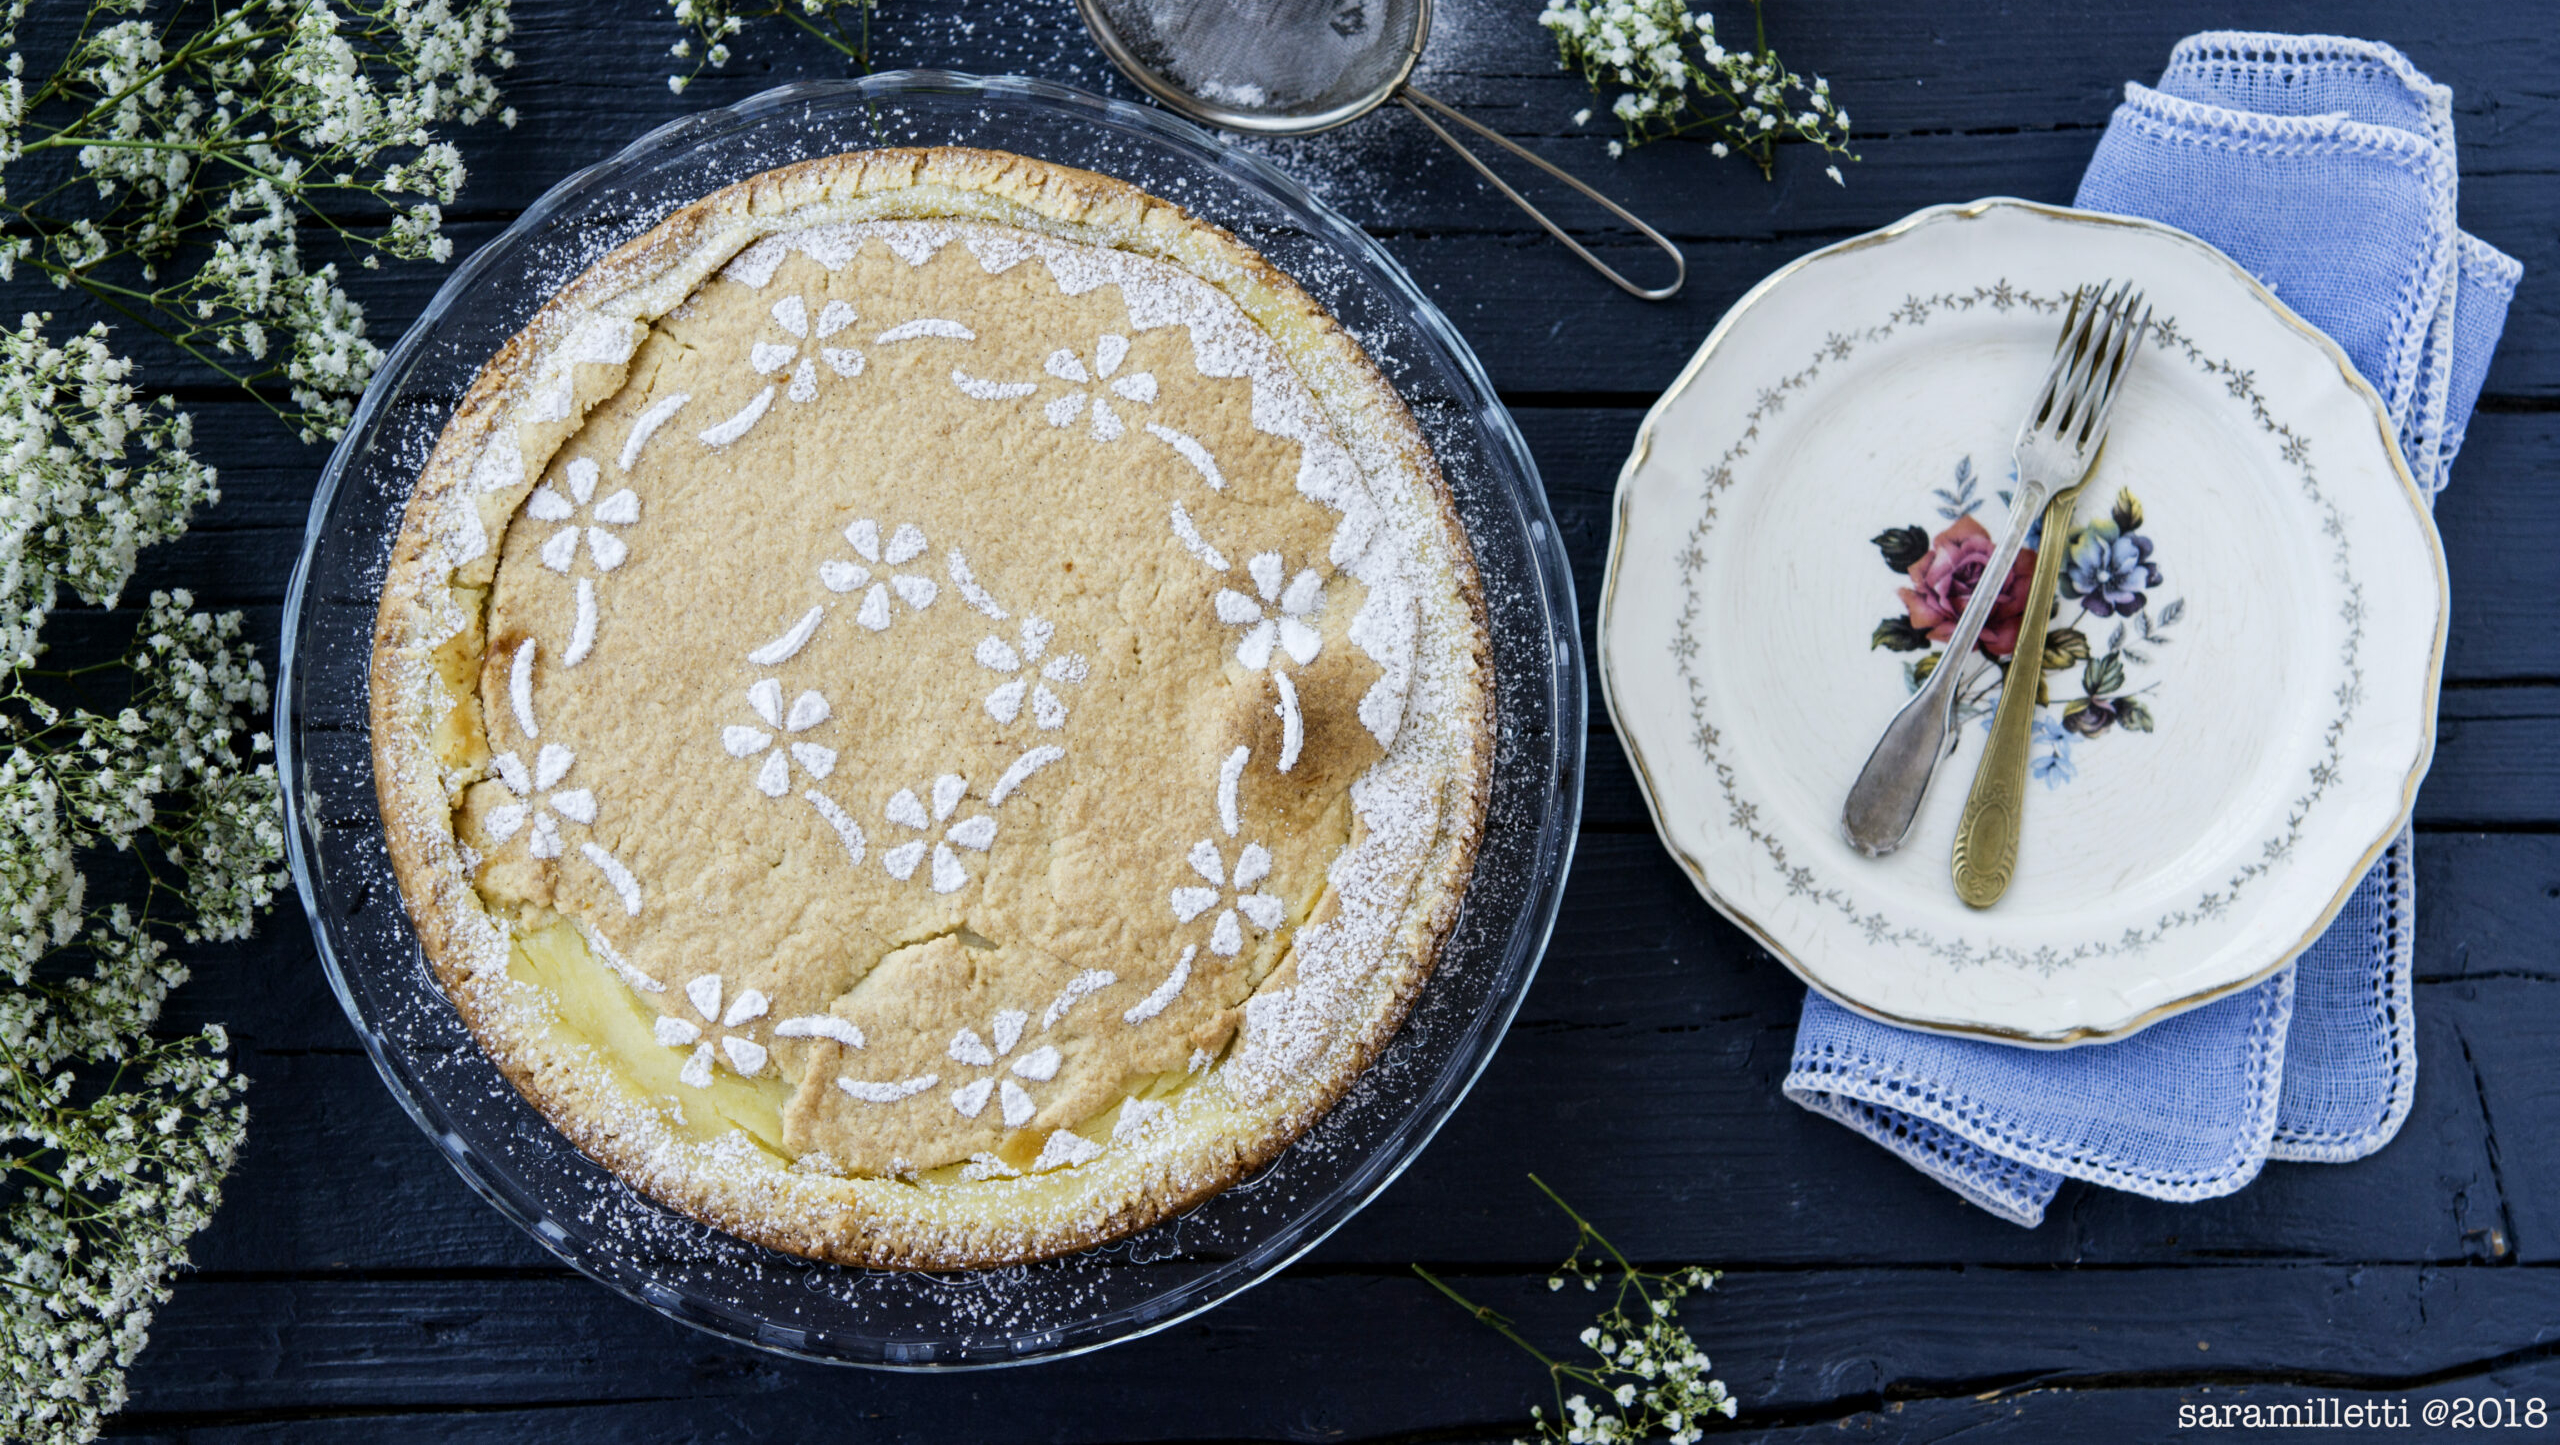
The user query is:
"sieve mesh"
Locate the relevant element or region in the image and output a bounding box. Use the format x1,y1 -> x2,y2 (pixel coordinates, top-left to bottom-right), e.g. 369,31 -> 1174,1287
1085,0 -> 1423,123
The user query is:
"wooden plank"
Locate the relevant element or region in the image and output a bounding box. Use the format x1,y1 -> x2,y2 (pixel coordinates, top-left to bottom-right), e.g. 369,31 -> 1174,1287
2438,975 -> 2560,1263
2417,688 -> 2560,827
169,851 -> 2544,1276
2416,834 -> 2560,983
118,1263 -> 2560,1428
116,383 -> 2560,700
1575,689 -> 2560,833
100,1357 -> 2560,1445
333,0 -> 2560,227
62,185 -> 2560,405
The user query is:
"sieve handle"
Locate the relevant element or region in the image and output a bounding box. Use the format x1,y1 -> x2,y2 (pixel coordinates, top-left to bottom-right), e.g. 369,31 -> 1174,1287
1396,86 -> 1685,302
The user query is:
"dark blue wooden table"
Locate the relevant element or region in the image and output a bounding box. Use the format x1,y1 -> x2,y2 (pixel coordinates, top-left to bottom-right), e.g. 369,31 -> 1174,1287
104,1 -> 2560,1438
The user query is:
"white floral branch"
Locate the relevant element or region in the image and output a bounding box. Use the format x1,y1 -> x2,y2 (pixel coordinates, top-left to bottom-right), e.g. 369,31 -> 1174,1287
0,1 -> 510,1436
1537,0 -> 1854,177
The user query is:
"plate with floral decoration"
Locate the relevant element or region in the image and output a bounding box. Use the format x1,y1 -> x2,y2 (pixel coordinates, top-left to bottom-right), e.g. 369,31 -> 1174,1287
1600,198 -> 2445,1046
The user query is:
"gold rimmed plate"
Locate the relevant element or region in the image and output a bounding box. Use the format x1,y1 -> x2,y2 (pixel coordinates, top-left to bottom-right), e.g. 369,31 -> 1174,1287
1600,199 -> 2445,1046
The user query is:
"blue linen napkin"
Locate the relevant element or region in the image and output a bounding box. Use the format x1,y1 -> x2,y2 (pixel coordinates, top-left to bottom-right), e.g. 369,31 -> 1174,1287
1781,33 -> 2522,1227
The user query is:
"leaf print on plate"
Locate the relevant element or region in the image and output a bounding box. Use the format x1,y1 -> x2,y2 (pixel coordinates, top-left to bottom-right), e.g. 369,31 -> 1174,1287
1871,463 -> 2178,786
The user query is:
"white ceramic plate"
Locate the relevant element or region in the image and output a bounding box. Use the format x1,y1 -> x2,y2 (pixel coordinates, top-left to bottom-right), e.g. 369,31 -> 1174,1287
1601,198 -> 2445,1046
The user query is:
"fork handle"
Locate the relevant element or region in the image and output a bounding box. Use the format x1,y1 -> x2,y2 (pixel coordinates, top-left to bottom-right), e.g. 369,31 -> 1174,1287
1839,474 -> 2051,856
1951,485 -> 2082,907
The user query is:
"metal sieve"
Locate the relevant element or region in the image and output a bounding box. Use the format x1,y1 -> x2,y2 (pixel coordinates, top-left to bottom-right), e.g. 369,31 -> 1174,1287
1074,0 -> 1686,299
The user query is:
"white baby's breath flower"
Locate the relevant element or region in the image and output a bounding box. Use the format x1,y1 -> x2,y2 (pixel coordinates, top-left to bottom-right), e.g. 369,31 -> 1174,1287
663,0 -> 878,88
1420,1179 -> 1737,1445
0,1 -> 452,1430
1538,0 -> 1854,176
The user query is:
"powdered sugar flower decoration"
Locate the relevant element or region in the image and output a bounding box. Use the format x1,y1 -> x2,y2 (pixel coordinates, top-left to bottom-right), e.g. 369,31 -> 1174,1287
527,458 -> 640,575
822,518 -> 940,631
1042,333 -> 1155,441
700,293 -> 863,445
975,615 -> 1089,730
756,293 -> 864,401
721,678 -> 835,796
485,745 -> 594,860
1218,551 -> 1326,671
525,457 -> 639,666
658,973 -> 771,1088
944,1006 -> 1059,1129
1170,839 -> 1285,956
880,774 -> 997,894
957,331 -> 1158,442
485,745 -> 642,916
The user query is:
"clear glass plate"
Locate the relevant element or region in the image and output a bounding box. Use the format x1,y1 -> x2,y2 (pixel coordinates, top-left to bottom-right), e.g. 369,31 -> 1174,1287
277,69 -> 1583,1369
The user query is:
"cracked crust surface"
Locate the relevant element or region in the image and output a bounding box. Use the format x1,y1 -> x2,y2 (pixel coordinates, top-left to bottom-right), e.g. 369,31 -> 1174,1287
369,147 -> 1490,1268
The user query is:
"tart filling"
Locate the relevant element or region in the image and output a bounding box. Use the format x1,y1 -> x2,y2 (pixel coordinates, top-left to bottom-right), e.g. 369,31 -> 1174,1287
371,148 -> 1490,1267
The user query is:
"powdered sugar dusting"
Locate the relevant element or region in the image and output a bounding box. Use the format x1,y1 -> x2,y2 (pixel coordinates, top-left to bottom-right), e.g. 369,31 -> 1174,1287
575,916 -> 662,993
1146,423 -> 1226,490
369,188 -> 1493,1275
1123,945 -> 1195,1025
563,577 -> 598,667
806,789 -> 867,866
947,550 -> 1006,619
581,840 -> 643,916
1043,969 -> 1117,1029
507,639 -> 538,739
620,392 -> 690,470
840,1074 -> 938,1103
1273,670 -> 1304,772
747,605 -> 825,665
875,318 -> 976,342
1216,745 -> 1249,837
988,745 -> 1064,806
1168,502 -> 1228,572
469,421 -> 525,495
775,1014 -> 866,1049
953,370 -> 1036,400
699,387 -> 774,446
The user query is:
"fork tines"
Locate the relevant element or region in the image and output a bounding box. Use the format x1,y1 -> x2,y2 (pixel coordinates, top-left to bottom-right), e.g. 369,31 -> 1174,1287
2028,282 -> 2152,454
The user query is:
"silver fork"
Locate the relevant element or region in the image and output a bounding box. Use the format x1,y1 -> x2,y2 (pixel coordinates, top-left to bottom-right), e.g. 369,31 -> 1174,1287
1840,282 -> 2151,858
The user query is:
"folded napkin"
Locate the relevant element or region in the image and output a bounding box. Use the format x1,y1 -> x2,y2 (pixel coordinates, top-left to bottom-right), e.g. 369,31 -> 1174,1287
1782,32 -> 2522,1227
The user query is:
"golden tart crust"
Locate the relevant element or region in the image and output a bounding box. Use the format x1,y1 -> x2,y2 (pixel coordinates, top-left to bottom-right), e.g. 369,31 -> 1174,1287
369,146 -> 1491,1268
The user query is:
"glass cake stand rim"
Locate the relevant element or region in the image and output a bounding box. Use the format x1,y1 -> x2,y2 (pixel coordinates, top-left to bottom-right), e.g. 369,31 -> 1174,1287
277,67 -> 1586,1370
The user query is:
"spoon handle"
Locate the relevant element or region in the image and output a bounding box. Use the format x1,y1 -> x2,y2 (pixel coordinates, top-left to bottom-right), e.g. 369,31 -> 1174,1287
1840,472 -> 2051,856
1952,484 -> 2084,908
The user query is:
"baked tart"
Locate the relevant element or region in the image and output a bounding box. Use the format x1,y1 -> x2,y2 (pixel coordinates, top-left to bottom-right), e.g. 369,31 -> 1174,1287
369,146 -> 1491,1267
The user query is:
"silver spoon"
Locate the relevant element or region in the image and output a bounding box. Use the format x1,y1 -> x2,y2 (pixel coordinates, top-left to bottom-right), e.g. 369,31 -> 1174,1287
1073,0 -> 1686,300
1839,282 -> 2144,857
